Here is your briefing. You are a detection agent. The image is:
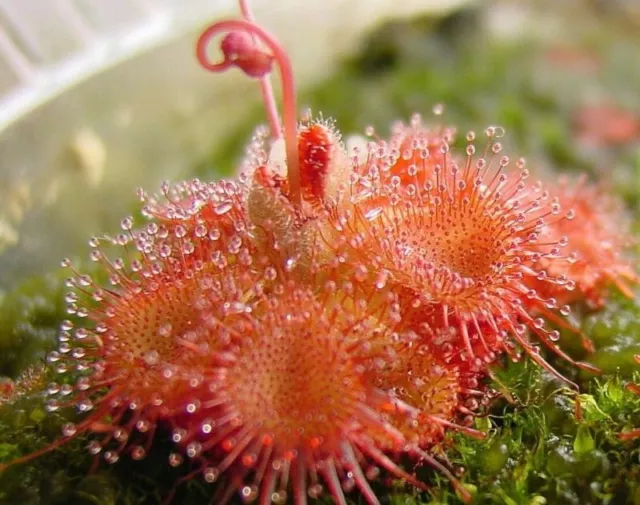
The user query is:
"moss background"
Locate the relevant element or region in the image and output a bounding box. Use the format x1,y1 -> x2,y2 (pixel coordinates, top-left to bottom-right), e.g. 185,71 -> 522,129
1,0 -> 640,504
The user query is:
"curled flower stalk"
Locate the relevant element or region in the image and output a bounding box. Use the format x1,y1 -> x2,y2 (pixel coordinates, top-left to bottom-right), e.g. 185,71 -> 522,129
238,0 -> 281,137
196,16 -> 302,207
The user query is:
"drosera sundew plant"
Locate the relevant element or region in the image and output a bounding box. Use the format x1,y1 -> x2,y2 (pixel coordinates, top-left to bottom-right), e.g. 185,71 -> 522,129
193,0 -> 639,449
165,279 -> 475,505
2,0 -> 640,503
201,0 -> 605,388
0,3 -> 487,503
240,100 -> 601,385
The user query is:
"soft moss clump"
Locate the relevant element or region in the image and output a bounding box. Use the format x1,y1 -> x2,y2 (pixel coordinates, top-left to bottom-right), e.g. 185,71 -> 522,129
0,273 -> 67,379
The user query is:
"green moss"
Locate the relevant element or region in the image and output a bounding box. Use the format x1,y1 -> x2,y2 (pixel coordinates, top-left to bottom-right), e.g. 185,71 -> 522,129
583,293 -> 640,377
0,273 -> 67,379
429,367 -> 640,505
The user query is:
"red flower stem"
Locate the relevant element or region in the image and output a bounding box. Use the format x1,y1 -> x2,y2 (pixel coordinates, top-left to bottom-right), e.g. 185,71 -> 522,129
196,19 -> 302,207
239,0 -> 282,140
